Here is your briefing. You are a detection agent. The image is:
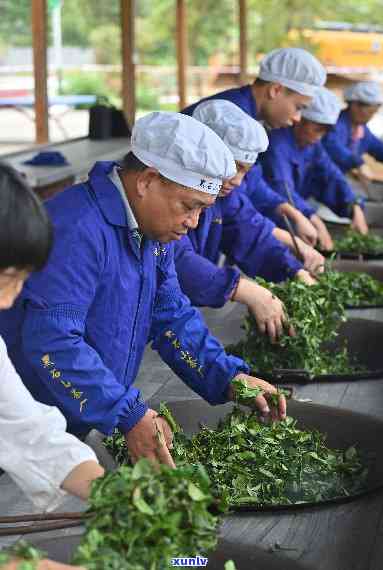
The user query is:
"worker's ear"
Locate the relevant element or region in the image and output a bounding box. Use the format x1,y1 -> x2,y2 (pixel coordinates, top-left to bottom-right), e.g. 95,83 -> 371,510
268,82 -> 284,100
136,168 -> 161,198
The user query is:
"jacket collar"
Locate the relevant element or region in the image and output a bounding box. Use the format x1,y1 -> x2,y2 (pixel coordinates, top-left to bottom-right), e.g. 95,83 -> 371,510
88,161 -> 130,227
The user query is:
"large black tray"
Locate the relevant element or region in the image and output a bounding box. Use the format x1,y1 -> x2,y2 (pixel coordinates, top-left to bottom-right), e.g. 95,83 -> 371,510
331,260 -> 383,309
25,399 -> 383,568
321,247 -> 383,261
28,533 -> 310,570
254,318 -> 383,384
148,398 -> 383,511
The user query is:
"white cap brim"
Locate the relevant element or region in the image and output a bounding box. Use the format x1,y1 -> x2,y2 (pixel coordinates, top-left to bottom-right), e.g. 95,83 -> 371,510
301,110 -> 336,125
258,73 -> 317,97
132,145 -> 223,195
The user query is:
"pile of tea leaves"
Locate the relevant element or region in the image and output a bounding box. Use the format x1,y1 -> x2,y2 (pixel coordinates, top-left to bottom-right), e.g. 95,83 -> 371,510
334,230 -> 383,256
173,408 -> 368,507
73,459 -> 227,570
0,541 -> 44,570
324,271 -> 383,307
105,400 -> 368,509
227,275 -> 358,377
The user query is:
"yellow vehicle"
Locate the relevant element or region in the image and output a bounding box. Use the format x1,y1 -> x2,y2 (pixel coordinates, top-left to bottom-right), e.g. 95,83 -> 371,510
289,24 -> 383,71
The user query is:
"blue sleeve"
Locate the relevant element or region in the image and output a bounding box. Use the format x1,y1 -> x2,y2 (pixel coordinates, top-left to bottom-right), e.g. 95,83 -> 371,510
243,164 -> 286,218
260,144 -> 316,219
322,129 -> 364,172
365,127 -> 383,162
308,145 -> 359,218
19,221 -> 147,436
150,245 -> 249,405
174,235 -> 240,308
220,192 -> 303,281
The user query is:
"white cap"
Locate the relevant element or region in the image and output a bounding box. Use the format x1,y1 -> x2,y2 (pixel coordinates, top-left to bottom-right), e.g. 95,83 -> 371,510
258,48 -> 326,97
131,111 -> 236,195
301,87 -> 342,125
192,99 -> 269,164
344,81 -> 383,106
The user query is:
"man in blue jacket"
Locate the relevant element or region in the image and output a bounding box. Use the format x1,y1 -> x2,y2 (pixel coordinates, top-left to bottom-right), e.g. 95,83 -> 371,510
323,81 -> 383,185
175,100 -> 322,342
0,112 -> 286,467
261,87 -> 369,250
183,47 -> 327,248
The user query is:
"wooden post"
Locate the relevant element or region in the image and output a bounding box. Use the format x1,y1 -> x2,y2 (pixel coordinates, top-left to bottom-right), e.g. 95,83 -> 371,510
121,0 -> 136,126
239,0 -> 248,85
32,0 -> 49,144
176,0 -> 188,110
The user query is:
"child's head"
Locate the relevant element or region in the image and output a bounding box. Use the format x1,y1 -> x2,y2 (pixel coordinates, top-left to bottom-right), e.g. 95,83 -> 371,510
0,163 -> 53,309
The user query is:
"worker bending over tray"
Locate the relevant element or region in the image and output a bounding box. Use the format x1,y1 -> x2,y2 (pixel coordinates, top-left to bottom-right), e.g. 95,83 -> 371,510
261,87 -> 369,251
174,100 -> 323,342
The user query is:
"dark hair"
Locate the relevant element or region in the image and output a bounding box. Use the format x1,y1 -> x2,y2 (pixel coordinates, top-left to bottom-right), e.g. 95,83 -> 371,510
121,152 -> 148,172
0,162 -> 53,271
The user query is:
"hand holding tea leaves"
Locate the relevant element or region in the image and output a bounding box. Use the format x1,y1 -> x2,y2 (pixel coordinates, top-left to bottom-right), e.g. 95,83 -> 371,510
0,542 -> 83,570
227,375 -> 287,422
232,278 -> 292,343
124,408 -> 175,468
310,214 -> 334,251
351,204 -> 369,235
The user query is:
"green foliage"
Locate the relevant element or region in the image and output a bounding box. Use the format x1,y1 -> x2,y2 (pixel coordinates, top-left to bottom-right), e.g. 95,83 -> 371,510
136,84 -> 161,111
228,276 -> 355,377
324,271 -> 383,307
60,72 -> 112,100
73,459 -> 225,570
231,376 -> 291,408
106,404 -> 368,509
334,230 -> 383,256
0,540 -> 45,569
2,0 -> 383,61
172,407 -> 368,507
89,24 -> 121,65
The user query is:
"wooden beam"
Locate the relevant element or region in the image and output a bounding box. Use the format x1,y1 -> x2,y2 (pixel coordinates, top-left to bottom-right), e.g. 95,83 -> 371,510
121,0 -> 136,126
176,0 -> 188,110
31,0 -> 49,144
239,0 -> 248,85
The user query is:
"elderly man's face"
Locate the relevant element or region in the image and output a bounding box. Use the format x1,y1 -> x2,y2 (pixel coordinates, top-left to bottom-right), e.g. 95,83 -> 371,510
349,101 -> 380,125
263,85 -> 312,128
136,171 -> 215,242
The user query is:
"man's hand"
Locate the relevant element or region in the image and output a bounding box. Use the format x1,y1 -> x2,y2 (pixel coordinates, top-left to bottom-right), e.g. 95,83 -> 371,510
310,214 -> 334,251
227,373 -> 287,422
295,237 -> 325,274
353,163 -> 374,183
232,278 -> 293,343
125,409 -> 175,468
351,204 -> 369,235
3,561 -> 86,570
276,203 -> 318,246
296,269 -> 317,286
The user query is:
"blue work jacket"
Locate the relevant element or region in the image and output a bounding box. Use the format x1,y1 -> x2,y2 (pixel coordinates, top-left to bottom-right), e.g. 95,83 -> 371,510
182,86 -> 307,219
174,189 -> 302,308
261,127 -> 359,218
0,162 -> 248,436
323,109 -> 383,173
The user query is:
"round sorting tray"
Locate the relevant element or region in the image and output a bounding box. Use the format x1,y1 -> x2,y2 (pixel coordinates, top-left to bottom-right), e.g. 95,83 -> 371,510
148,398 -> 383,511
258,318 -> 383,384
28,533 -> 311,570
331,260 -> 383,309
